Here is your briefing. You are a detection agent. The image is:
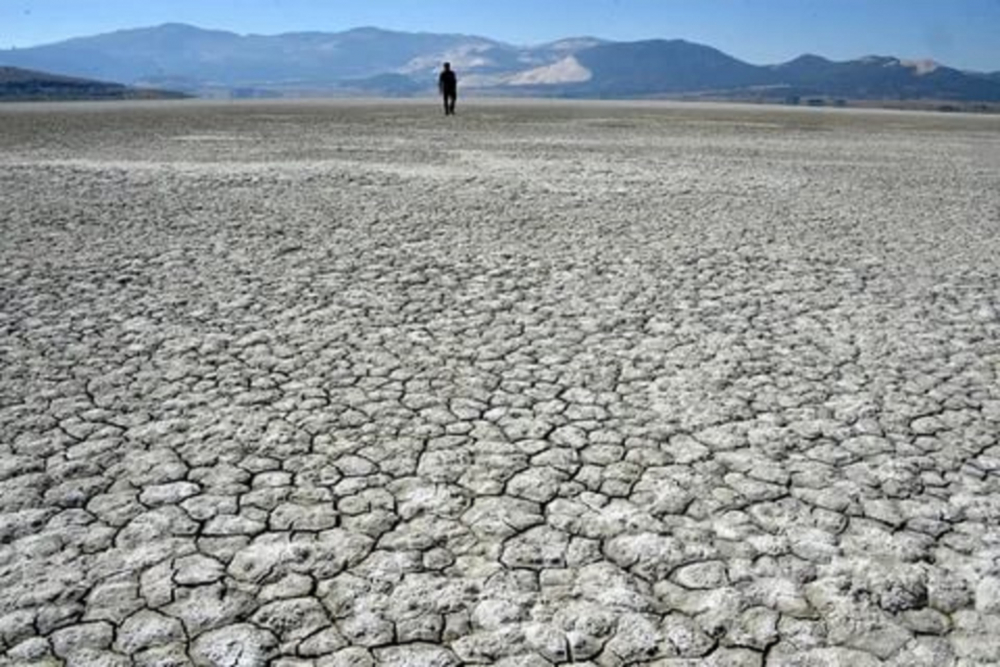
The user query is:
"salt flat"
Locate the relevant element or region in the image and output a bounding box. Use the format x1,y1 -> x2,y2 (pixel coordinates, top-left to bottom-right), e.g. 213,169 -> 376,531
1,99 -> 999,666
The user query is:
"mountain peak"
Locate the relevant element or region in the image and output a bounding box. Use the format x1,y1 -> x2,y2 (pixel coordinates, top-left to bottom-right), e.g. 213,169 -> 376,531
784,54 -> 832,66
154,22 -> 202,31
342,26 -> 396,36
66,22 -> 241,44
133,22 -> 235,37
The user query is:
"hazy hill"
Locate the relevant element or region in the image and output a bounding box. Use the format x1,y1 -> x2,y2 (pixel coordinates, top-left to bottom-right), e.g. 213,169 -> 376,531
0,66 -> 187,101
566,40 -> 774,96
1,23 -> 998,103
768,54 -> 1000,101
0,23 -> 536,90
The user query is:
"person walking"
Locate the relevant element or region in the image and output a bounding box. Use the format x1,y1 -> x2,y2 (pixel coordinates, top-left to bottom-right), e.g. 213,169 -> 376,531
439,62 -> 457,116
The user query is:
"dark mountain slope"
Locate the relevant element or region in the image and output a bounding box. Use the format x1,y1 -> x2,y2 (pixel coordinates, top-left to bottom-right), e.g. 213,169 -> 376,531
571,40 -> 772,96
0,66 -> 187,101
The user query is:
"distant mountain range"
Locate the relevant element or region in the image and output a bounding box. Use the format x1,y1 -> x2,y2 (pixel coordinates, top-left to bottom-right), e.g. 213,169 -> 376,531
0,66 -> 188,101
1,23 -> 999,104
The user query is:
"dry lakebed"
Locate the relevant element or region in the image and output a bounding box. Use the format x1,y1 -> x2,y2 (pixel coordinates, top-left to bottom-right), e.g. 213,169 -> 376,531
1,99 -> 999,666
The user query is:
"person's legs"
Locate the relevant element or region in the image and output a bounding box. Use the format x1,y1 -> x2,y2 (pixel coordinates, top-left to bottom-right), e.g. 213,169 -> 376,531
447,93 -> 457,115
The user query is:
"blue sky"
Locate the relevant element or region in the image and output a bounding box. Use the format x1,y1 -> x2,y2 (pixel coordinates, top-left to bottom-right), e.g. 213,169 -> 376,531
2,0 -> 999,71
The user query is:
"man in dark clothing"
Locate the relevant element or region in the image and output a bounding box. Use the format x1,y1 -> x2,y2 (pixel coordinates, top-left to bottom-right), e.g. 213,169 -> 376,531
439,62 -> 457,116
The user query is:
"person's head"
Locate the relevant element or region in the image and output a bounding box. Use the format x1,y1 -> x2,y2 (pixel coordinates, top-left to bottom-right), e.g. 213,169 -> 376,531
443,62 -> 451,71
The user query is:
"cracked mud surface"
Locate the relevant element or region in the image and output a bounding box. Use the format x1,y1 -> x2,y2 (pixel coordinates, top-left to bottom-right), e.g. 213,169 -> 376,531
1,99 -> 999,666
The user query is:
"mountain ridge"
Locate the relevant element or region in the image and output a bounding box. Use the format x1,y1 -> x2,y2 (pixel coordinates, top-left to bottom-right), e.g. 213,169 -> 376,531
2,23 -> 998,103
0,65 -> 189,101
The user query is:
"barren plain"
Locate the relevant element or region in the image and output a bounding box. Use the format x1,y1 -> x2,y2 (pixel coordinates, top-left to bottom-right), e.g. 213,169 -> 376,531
1,99 -> 999,666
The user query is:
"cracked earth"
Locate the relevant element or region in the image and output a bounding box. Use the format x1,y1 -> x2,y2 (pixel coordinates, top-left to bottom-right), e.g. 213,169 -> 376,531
1,99 -> 999,666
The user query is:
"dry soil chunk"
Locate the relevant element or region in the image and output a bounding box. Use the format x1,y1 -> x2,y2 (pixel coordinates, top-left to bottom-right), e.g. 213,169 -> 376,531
190,623 -> 278,667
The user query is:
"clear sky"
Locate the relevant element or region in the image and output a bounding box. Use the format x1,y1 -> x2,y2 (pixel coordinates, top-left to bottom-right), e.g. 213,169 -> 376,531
2,0 -> 999,71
